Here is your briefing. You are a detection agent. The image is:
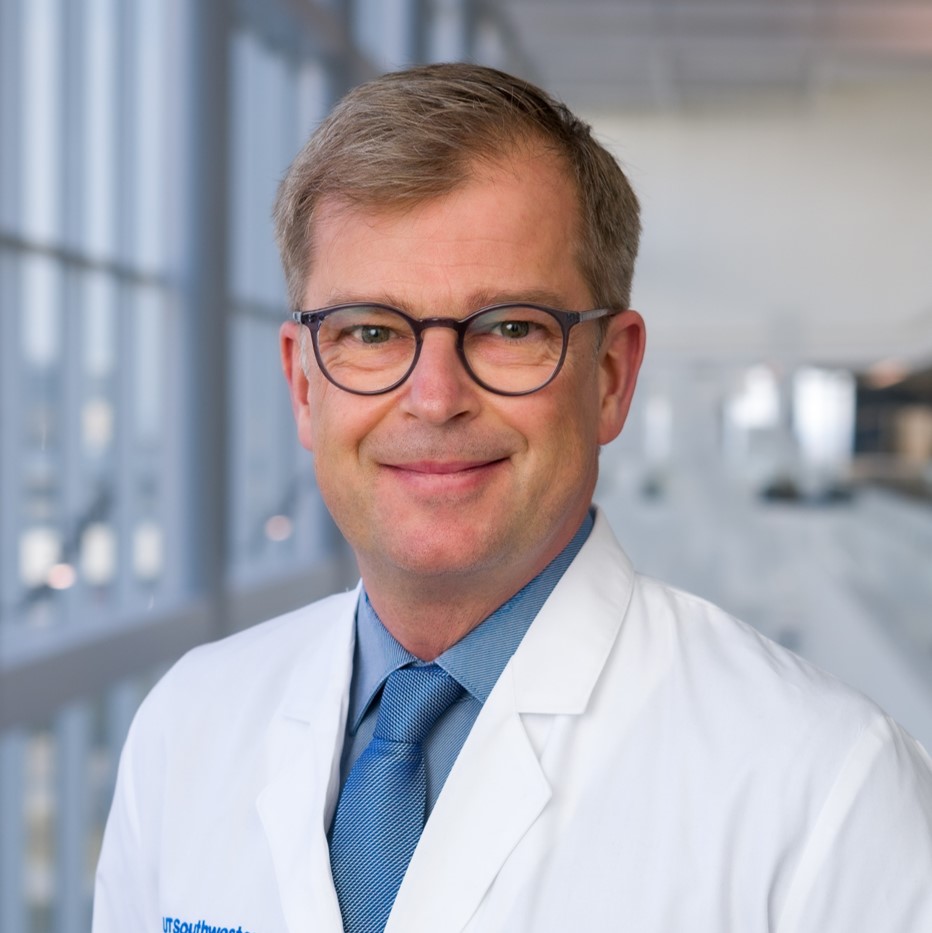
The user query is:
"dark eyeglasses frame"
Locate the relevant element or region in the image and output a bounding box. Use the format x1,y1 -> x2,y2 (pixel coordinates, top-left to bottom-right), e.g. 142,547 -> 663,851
292,302 -> 617,397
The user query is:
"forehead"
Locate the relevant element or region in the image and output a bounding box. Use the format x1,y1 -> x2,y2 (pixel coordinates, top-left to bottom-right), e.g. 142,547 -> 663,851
303,151 -> 591,313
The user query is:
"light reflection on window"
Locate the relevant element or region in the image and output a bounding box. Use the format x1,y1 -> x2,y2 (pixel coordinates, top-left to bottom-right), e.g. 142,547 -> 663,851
81,399 -> 114,454
19,527 -> 63,589
133,521 -> 163,582
80,523 -> 117,587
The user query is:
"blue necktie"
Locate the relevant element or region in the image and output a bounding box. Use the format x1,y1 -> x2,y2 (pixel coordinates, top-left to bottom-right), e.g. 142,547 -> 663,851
329,663 -> 464,932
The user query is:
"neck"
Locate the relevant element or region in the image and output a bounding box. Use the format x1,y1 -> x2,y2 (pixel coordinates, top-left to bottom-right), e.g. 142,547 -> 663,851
359,567 -> 533,660
355,508 -> 592,659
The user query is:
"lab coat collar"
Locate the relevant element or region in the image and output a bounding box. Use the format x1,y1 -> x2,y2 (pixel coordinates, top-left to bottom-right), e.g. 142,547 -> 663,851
511,507 -> 636,715
256,585 -> 359,933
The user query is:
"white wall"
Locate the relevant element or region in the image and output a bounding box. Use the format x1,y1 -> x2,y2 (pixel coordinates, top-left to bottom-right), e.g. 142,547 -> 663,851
592,76 -> 932,368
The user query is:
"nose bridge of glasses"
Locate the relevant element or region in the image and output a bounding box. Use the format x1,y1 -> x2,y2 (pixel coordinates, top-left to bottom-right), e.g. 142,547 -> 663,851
410,317 -> 471,380
412,315 -> 469,341
399,319 -> 481,409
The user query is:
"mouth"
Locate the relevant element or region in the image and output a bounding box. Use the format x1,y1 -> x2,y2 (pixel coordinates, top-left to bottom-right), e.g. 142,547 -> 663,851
387,459 -> 507,474
380,457 -> 510,494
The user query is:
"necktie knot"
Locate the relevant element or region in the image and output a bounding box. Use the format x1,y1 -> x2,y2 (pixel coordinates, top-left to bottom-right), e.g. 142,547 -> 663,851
374,664 -> 464,745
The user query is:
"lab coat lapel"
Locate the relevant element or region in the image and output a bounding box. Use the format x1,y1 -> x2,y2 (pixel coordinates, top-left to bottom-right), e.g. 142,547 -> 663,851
387,512 -> 635,932
256,589 -> 358,933
386,664 -> 550,933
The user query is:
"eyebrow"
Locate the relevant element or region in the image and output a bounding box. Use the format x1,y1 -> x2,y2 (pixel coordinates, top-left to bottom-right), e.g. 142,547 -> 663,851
320,288 -> 585,313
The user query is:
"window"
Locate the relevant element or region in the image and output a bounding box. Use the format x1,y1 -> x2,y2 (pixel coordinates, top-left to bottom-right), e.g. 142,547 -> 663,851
0,1 -> 507,927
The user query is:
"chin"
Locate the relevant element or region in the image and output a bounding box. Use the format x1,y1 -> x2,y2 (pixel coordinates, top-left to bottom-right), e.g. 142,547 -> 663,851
376,525 -> 506,579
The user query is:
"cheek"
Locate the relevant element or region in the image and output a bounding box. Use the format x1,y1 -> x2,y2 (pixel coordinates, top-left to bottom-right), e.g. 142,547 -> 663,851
308,407 -> 358,516
515,396 -> 596,471
309,387 -> 392,464
310,404 -> 351,461
552,371 -> 602,441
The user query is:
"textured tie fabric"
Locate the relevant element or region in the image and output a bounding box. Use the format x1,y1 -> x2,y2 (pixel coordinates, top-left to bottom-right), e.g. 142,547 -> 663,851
329,664 -> 464,932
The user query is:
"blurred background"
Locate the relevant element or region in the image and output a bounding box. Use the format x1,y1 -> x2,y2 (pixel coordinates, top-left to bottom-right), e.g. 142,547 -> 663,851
1,0 -> 931,929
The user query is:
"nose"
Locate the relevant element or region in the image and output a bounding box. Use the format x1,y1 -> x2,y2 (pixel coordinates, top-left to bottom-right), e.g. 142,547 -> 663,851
398,327 -> 481,425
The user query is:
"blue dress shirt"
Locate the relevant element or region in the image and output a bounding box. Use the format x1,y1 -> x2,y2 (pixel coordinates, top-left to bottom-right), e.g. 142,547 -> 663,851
337,510 -> 594,815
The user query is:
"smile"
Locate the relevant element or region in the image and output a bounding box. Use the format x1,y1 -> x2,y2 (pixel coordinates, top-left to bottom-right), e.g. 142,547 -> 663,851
381,458 -> 509,492
389,459 -> 505,474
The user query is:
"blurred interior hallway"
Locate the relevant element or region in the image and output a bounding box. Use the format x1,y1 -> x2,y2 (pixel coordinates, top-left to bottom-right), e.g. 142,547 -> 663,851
597,443 -> 932,753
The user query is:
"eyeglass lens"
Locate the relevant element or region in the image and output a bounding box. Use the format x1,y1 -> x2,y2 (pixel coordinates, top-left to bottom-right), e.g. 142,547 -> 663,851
314,305 -> 566,394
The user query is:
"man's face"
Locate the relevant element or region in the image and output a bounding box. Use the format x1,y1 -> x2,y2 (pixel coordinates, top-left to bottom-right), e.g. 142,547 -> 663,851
281,149 -> 644,594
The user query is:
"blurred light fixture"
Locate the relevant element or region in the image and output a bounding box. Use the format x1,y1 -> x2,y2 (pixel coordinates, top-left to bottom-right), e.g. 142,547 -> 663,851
866,358 -> 910,389
81,398 -> 114,451
728,365 -> 780,429
19,526 -> 62,586
793,368 -> 856,471
47,563 -> 77,590
133,521 -> 163,581
265,514 -> 293,542
81,522 -> 116,585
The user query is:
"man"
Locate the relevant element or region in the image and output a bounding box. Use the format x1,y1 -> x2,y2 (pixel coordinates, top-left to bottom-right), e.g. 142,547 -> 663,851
94,63 -> 932,932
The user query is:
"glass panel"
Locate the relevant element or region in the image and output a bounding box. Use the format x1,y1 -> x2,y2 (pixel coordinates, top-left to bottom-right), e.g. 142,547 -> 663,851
229,30 -> 258,305
21,254 -> 61,369
132,286 -> 164,447
0,249 -> 22,631
353,0 -> 416,69
296,59 -> 327,144
229,30 -> 291,307
227,29 -> 337,580
0,730 -> 27,932
24,725 -> 54,929
427,0 -> 467,63
127,284 -> 171,599
83,272 -> 117,463
133,0 -> 165,272
0,0 -> 23,234
2,5 -> 364,931
1,672 -> 158,933
19,256 -> 66,630
2,0 -> 184,638
85,0 -> 118,258
230,315 -> 300,573
22,0 -> 62,243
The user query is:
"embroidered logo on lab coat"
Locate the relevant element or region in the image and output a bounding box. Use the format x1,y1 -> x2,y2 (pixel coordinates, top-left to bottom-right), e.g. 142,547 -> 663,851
162,917 -> 255,933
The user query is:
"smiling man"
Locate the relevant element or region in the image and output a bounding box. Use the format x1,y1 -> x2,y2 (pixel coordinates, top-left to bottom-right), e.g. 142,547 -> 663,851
280,149 -> 641,658
94,64 -> 932,933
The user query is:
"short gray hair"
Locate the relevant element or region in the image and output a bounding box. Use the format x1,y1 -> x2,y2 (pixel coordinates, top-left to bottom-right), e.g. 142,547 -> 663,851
274,62 -> 640,311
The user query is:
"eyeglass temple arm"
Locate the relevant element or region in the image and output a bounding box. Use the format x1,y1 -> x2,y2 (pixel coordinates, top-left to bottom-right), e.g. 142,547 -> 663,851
574,307 -> 617,324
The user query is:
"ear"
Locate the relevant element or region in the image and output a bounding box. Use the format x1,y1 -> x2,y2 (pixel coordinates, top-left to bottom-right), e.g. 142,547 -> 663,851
597,310 -> 646,445
280,320 -> 316,452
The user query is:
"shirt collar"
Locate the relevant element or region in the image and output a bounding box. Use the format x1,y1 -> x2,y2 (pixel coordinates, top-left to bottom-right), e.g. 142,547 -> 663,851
349,592 -> 418,733
347,509 -> 595,733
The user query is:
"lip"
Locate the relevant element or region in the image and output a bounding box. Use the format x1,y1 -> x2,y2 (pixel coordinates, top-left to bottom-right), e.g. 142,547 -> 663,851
386,459 -> 504,474
380,457 -> 509,493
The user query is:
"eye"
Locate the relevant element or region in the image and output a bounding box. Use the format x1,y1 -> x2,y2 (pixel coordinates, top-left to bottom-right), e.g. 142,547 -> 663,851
355,325 -> 393,344
472,314 -> 546,341
327,310 -> 411,345
494,320 -> 532,340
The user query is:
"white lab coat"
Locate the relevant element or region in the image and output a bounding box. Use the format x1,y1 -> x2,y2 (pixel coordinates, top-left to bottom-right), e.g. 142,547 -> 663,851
94,510 -> 932,933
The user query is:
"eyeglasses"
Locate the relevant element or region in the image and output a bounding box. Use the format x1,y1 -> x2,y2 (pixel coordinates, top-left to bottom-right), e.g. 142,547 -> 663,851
292,302 -> 616,396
